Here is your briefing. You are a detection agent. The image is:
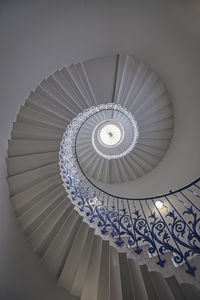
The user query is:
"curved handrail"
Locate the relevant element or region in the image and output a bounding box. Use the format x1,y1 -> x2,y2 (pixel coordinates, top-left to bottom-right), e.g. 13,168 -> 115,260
74,108 -> 200,200
60,105 -> 200,277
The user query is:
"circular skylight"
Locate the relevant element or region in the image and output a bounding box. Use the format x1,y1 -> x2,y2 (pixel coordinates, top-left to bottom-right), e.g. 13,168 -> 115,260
99,123 -> 122,146
89,105 -> 138,160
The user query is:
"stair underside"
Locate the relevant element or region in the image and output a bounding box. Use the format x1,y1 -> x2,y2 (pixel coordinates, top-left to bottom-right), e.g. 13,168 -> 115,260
6,55 -> 200,300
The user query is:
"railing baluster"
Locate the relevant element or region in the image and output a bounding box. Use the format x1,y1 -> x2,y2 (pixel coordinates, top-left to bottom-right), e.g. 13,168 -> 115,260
152,199 -> 197,276
127,200 -> 141,254
140,200 -> 165,267
180,191 -> 200,213
116,197 -> 124,246
188,188 -> 200,199
165,195 -> 197,234
194,183 -> 200,189
100,194 -> 109,235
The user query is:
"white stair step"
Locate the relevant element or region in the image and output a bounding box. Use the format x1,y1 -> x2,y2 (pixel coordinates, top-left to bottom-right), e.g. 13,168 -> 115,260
128,71 -> 158,111
135,143 -> 165,158
140,105 -> 172,123
97,240 -> 110,300
130,151 -> 156,172
180,284 -> 200,300
95,158 -> 110,183
8,139 -> 60,157
134,146 -> 162,162
136,95 -> 170,121
76,142 -> 94,158
122,155 -> 144,178
118,253 -> 135,300
110,246 -> 123,300
17,183 -> 63,220
23,194 -> 66,236
27,91 -> 72,122
128,258 -> 149,300
120,157 -> 137,181
78,153 -> 97,173
56,67 -> 87,111
79,121 -> 96,132
116,159 -> 129,182
135,89 -> 169,113
71,228 -> 94,297
104,160 -> 111,183
150,272 -> 175,300
115,55 -> 137,105
36,205 -> 73,259
76,144 -> 94,159
166,276 -> 187,300
138,120 -> 173,137
7,152 -> 58,176
19,187 -> 65,231
137,113 -> 173,130
88,156 -> 102,180
131,84 -> 166,117
128,75 -> 165,113
76,136 -> 91,146
76,62 -> 98,106
42,210 -> 81,277
47,73 -> 82,115
129,151 -> 152,174
67,63 -> 94,108
110,159 -> 123,183
82,56 -> 118,104
37,81 -> 78,117
123,155 -> 138,180
51,70 -> 84,113
11,174 -> 62,215
114,54 -> 126,103
133,148 -> 160,167
58,222 -> 89,291
28,200 -> 71,256
139,119 -> 173,134
8,163 -> 59,196
138,138 -> 170,149
101,159 -> 111,183
83,153 -> 100,174
123,61 -> 150,109
140,264 -> 159,300
81,235 -> 102,300
140,128 -> 173,139
17,105 -> 67,130
11,122 -> 63,140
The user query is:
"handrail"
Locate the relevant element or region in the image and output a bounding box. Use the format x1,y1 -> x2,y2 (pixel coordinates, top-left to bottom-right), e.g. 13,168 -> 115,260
59,105 -> 200,277
74,107 -> 200,200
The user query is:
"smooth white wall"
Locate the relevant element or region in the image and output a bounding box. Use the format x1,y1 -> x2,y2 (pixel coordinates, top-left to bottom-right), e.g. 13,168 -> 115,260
0,1 -> 200,299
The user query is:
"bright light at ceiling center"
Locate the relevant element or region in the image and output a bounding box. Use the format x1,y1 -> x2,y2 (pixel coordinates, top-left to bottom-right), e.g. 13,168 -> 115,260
99,124 -> 122,146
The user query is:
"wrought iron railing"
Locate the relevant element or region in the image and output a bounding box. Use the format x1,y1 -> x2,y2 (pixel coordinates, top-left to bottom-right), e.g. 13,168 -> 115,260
59,105 -> 200,277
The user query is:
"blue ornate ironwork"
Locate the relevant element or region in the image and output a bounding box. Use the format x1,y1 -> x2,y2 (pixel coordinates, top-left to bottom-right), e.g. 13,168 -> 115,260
59,104 -> 200,277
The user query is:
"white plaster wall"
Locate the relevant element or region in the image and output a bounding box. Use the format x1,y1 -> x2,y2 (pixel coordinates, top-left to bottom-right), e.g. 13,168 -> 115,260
0,1 -> 200,299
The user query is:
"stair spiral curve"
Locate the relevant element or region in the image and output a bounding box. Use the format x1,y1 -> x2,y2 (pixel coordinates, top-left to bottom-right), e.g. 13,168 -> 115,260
7,55 -> 200,300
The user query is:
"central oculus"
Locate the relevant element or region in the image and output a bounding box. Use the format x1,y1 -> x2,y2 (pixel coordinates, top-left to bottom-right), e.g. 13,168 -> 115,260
88,104 -> 139,160
98,121 -> 124,147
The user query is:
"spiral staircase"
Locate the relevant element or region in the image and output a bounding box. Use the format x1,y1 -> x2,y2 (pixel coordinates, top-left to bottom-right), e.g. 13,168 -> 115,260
7,55 -> 200,300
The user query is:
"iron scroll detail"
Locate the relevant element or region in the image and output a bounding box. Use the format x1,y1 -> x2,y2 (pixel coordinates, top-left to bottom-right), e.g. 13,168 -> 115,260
59,104 -> 200,277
